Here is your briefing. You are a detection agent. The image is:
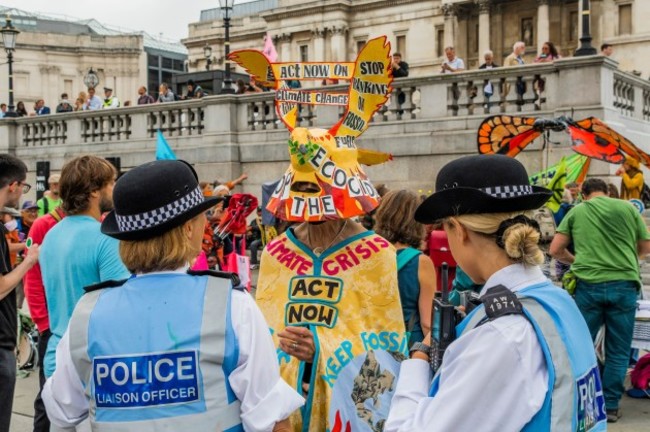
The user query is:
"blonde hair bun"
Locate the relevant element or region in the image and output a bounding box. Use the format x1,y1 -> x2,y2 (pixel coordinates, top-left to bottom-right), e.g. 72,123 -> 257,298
503,223 -> 545,265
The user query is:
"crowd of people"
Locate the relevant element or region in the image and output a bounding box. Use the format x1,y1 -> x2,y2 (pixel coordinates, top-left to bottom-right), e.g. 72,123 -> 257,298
0,39 -> 616,119
0,36 -> 645,432
4,80 -> 207,117
1,141 -> 646,431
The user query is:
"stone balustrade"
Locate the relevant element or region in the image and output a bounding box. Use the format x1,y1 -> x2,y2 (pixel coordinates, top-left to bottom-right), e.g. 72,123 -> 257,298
3,55 -> 650,195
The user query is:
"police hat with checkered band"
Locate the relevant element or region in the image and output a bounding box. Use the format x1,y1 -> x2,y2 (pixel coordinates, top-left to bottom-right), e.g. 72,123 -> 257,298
101,160 -> 220,240
415,154 -> 552,223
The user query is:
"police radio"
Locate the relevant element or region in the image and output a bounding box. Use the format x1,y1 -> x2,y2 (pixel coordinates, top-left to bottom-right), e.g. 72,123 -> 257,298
430,263 -> 458,373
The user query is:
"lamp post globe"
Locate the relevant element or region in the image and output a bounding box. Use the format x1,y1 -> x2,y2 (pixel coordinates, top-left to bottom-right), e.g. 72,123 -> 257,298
1,15 -> 20,117
203,45 -> 213,71
1,16 -> 18,50
219,0 -> 235,94
84,68 -> 100,90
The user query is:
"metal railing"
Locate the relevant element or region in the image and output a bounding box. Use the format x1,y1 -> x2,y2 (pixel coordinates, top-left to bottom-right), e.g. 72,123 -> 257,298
4,56 -> 648,151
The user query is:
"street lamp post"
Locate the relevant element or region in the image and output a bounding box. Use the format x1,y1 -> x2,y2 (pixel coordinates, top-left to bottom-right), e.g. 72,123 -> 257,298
1,15 -> 20,117
574,0 -> 597,56
204,45 -> 213,71
84,67 -> 100,90
219,0 -> 235,94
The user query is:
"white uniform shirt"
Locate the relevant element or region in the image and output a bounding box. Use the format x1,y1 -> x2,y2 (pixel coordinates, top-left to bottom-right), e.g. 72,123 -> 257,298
42,270 -> 304,431
385,264 -> 549,432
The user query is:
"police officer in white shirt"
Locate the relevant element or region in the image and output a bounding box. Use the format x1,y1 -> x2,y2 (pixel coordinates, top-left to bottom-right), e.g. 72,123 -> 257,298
385,155 -> 606,432
43,160 -> 304,432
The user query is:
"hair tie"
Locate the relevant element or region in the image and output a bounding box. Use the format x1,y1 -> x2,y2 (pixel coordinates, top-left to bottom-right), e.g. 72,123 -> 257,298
495,215 -> 541,249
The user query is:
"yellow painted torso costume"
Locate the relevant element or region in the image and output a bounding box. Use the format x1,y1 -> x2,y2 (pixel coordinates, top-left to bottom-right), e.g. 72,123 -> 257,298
257,230 -> 407,432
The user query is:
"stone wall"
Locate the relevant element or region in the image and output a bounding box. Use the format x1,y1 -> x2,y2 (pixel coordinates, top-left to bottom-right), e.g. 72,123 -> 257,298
3,32 -> 147,111
186,0 -> 650,79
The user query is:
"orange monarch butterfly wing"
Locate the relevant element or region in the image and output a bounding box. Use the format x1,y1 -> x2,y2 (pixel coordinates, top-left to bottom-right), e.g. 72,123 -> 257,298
477,115 -> 540,157
575,117 -> 650,168
568,123 -> 625,164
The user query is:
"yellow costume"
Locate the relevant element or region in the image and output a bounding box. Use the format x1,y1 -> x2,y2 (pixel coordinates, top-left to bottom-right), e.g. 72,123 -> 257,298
230,36 -> 406,431
257,231 -> 407,431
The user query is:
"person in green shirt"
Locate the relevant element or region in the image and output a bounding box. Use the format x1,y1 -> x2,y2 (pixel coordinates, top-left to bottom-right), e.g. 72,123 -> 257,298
37,174 -> 62,216
550,177 -> 650,421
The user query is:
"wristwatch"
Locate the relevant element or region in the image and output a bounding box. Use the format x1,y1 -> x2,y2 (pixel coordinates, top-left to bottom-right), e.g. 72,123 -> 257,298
409,341 -> 431,358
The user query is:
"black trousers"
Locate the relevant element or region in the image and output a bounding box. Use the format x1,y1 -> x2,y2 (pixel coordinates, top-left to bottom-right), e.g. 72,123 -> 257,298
33,329 -> 51,432
0,348 -> 16,432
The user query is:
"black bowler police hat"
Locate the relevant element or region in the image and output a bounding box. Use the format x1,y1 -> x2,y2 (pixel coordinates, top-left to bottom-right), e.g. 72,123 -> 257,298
415,154 -> 552,223
102,160 -> 219,241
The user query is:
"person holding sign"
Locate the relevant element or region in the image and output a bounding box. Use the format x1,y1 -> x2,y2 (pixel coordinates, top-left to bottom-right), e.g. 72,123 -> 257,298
230,37 -> 407,431
42,160 -> 303,432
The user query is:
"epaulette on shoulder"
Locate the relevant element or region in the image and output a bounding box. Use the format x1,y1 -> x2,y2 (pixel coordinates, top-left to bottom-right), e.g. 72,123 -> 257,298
187,269 -> 243,291
480,284 -> 524,321
84,279 -> 128,293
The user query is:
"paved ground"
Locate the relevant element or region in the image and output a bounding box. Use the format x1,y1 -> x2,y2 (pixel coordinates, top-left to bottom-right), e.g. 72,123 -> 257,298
9,367 -> 650,431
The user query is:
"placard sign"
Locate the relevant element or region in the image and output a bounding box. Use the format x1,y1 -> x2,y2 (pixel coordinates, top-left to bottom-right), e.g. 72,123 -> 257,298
229,37 -> 393,135
35,161 -> 50,201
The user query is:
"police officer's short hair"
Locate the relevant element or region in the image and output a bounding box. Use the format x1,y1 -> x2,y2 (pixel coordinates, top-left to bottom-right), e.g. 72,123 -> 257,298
119,218 -> 202,274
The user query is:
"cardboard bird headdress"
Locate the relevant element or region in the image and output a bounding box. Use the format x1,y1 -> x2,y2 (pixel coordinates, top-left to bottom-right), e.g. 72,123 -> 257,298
229,36 -> 394,222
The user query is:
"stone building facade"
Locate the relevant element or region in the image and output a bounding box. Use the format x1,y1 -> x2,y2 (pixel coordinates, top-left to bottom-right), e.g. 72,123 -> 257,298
184,0 -> 650,77
0,7 -> 186,113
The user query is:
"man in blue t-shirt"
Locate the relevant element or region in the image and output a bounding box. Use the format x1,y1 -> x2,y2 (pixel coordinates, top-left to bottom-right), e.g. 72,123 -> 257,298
40,156 -> 129,381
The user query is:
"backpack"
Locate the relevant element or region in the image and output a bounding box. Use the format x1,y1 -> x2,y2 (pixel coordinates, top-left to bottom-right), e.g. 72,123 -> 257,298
641,183 -> 650,207
40,197 -> 49,215
627,353 -> 650,398
49,207 -> 64,223
532,206 -> 556,243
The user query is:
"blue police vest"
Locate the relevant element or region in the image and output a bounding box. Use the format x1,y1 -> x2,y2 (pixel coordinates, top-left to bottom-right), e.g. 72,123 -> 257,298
429,281 -> 607,432
68,273 -> 243,431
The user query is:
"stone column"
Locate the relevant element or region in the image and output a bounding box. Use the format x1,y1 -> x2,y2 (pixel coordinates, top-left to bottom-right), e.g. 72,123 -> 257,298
278,33 -> 292,61
312,28 -> 326,61
442,4 -> 458,50
537,0 -> 550,50
476,0 -> 491,57
329,26 -> 347,62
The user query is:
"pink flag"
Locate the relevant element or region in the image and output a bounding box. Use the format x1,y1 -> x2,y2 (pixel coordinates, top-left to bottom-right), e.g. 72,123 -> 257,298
262,33 -> 278,62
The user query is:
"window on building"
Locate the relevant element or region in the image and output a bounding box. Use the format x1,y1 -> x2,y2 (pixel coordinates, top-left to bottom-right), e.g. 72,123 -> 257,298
619,4 -> 632,35
162,71 -> 173,85
147,54 -> 160,67
173,59 -> 185,71
64,80 -> 73,98
569,11 -> 579,41
300,45 -> 309,62
148,70 -> 159,95
436,27 -> 444,57
162,57 -> 173,69
396,35 -> 406,57
356,40 -> 366,53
